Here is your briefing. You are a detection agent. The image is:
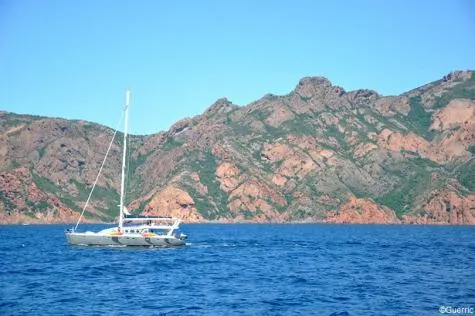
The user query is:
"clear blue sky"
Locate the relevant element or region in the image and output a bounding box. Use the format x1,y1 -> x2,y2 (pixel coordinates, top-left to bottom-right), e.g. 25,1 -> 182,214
1,0 -> 474,135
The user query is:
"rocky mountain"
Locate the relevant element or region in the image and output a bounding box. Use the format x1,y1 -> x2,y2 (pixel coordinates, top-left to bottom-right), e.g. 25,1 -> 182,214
1,70 -> 474,224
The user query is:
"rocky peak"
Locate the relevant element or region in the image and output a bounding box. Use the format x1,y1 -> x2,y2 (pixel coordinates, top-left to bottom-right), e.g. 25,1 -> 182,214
262,93 -> 279,101
297,76 -> 332,88
443,70 -> 473,82
293,76 -> 335,100
203,97 -> 237,117
347,89 -> 380,106
403,70 -> 474,98
168,118 -> 192,137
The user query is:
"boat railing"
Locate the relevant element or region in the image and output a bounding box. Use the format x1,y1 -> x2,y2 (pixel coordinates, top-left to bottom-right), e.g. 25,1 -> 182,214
123,216 -> 180,223
124,214 -> 174,219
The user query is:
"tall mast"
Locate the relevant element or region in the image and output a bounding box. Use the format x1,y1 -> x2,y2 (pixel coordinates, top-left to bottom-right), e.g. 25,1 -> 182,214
119,90 -> 130,230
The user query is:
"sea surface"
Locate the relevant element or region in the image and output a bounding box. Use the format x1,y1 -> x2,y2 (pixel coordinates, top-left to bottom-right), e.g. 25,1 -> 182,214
0,224 -> 474,315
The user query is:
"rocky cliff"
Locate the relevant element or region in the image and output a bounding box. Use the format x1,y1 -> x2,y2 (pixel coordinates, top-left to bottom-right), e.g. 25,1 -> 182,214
1,70 -> 474,224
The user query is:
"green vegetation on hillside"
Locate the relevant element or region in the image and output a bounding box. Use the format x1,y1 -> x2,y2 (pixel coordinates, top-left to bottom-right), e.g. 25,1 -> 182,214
403,96 -> 435,140
10,159 -> 21,169
433,73 -> 475,109
0,191 -> 15,212
37,147 -> 46,159
31,173 -> 81,213
32,172 -> 59,194
187,151 -> 229,219
376,158 -> 437,218
30,171 -> 119,218
458,160 -> 475,191
26,200 -> 50,211
126,151 -> 153,200
162,137 -> 184,150
324,125 -> 348,150
355,111 -> 379,133
69,179 -> 119,217
281,114 -> 316,136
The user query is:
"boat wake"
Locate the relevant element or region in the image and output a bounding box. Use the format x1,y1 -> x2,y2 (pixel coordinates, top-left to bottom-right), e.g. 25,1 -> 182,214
187,242 -> 238,249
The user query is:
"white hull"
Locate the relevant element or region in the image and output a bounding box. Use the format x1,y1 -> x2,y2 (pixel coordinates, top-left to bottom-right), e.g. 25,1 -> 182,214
66,232 -> 186,247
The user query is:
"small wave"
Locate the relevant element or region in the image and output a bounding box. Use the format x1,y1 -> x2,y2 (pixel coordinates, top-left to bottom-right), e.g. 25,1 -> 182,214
333,296 -> 351,302
55,297 -> 79,304
345,241 -> 363,245
261,299 -> 286,307
188,243 -> 237,249
292,277 -> 308,284
185,306 -> 203,311
190,244 -> 213,249
0,301 -> 19,309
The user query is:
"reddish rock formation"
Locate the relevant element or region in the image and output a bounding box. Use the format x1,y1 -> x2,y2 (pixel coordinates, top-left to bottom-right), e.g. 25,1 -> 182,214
0,167 -> 80,224
265,106 -> 295,127
378,129 -> 434,158
143,186 -> 203,222
403,190 -> 475,224
215,162 -> 241,192
374,96 -> 411,116
353,143 -> 378,159
228,180 -> 287,222
326,197 -> 399,224
431,99 -> 475,131
1,71 -> 474,225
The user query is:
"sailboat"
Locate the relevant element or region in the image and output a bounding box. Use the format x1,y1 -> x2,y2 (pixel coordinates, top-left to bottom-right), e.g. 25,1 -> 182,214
65,91 -> 187,247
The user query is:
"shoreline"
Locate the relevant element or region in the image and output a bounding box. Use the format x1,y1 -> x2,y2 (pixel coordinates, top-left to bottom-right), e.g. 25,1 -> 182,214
2,221 -> 474,226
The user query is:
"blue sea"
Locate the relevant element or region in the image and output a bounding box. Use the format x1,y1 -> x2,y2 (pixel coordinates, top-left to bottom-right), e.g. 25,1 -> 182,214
0,224 -> 474,315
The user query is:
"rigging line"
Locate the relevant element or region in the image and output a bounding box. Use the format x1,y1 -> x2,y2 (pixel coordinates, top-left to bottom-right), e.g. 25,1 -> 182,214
125,133 -> 131,205
73,111 -> 125,231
